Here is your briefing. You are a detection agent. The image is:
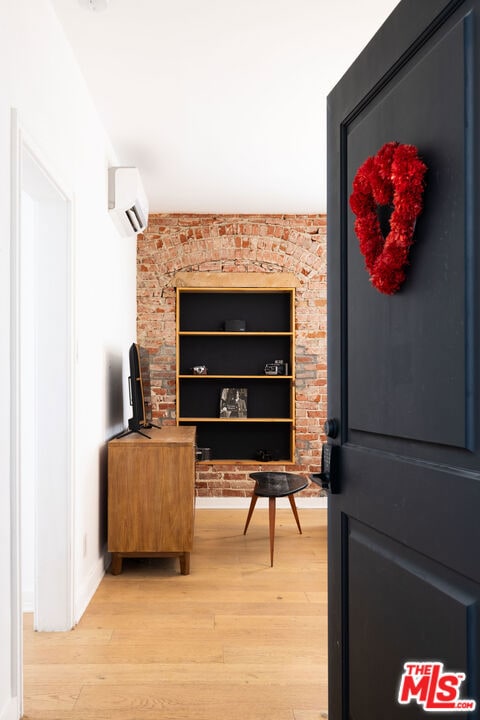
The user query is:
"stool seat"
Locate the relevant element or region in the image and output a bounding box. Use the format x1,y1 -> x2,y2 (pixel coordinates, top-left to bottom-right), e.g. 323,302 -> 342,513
249,471 -> 308,497
243,472 -> 308,566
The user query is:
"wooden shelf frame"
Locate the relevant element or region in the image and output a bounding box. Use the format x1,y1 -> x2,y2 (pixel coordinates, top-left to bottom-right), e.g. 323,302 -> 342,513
178,374 -> 294,380
178,417 -> 294,423
179,331 -> 294,337
175,278 -> 296,463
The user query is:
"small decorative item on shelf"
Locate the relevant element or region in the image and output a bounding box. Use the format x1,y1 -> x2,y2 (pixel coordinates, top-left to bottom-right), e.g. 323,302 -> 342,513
224,319 -> 246,331
264,359 -> 288,375
256,448 -> 281,462
220,388 -> 248,418
191,365 -> 207,375
196,447 -> 212,461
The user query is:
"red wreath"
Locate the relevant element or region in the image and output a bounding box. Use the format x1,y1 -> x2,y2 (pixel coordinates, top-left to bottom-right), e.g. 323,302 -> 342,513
349,141 -> 427,295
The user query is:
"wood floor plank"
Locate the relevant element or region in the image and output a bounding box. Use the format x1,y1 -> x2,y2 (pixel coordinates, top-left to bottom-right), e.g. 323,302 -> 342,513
82,600 -> 323,618
223,644 -> 327,665
90,585 -> 310,604
76,613 -> 215,631
23,708 -> 294,720
72,683 -> 324,719
24,640 -> 225,665
23,685 -> 81,711
213,614 -> 325,631
23,508 -> 328,720
23,628 -> 113,647
108,626 -> 325,645
24,661 -> 324,686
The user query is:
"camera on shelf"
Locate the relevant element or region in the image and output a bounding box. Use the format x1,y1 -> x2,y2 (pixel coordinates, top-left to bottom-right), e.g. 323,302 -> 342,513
264,359 -> 288,376
256,448 -> 280,462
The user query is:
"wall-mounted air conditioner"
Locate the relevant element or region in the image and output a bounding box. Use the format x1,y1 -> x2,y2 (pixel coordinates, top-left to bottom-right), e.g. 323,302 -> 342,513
108,167 -> 149,236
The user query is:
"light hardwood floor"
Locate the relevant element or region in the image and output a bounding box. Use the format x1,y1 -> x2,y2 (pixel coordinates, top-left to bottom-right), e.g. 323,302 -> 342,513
23,508 -> 328,720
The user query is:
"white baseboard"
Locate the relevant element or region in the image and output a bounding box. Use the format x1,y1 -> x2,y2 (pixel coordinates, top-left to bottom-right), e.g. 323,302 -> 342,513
195,496 -> 327,509
0,696 -> 20,720
74,547 -> 108,624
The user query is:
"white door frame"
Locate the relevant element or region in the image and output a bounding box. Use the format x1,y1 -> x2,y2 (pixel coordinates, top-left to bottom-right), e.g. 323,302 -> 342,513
10,108 -> 75,715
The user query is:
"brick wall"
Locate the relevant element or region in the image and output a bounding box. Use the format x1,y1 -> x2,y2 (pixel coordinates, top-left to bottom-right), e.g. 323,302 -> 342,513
137,214 -> 327,497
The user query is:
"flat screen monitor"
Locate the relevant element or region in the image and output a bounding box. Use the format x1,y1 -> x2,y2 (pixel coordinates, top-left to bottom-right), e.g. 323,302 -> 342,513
128,342 -> 149,431
116,342 -> 160,438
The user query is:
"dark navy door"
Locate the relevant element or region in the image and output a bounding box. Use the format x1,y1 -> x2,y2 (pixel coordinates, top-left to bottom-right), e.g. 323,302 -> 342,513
327,1 -> 480,718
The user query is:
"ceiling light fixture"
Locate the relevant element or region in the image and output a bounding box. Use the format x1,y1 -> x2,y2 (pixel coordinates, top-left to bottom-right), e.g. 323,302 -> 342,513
78,0 -> 109,12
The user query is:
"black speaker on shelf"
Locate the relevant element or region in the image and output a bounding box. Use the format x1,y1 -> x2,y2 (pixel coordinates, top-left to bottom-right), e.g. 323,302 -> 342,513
224,319 -> 246,331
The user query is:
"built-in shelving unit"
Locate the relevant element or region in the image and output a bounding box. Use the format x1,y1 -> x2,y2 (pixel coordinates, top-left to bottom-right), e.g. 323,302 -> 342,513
175,273 -> 297,464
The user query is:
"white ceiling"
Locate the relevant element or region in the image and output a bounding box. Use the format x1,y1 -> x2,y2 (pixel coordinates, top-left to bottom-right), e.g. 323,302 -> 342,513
50,0 -> 400,214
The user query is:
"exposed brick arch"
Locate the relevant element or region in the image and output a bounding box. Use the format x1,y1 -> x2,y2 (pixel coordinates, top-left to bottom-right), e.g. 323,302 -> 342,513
137,214 -> 327,497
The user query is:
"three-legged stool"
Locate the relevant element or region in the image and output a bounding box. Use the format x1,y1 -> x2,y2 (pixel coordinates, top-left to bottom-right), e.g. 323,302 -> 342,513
243,471 -> 308,566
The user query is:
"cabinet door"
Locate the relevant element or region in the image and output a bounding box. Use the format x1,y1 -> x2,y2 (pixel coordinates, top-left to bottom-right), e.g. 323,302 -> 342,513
108,444 -> 194,552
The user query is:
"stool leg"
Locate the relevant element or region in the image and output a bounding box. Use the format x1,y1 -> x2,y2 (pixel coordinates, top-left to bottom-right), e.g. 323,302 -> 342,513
269,497 -> 276,567
243,493 -> 258,535
288,494 -> 303,534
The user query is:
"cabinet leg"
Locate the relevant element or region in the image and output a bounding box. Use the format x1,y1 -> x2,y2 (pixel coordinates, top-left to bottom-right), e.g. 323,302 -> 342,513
180,552 -> 190,575
110,553 -> 123,575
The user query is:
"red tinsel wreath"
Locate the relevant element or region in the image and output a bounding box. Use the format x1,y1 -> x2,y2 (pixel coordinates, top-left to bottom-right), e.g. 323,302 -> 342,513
349,141 -> 427,295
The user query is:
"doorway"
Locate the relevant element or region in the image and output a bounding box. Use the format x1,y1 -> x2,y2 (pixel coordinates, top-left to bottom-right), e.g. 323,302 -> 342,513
11,115 -> 75,715
19,143 -> 74,631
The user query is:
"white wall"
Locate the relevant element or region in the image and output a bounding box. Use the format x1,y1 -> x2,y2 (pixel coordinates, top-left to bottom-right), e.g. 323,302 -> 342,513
0,1 -> 136,717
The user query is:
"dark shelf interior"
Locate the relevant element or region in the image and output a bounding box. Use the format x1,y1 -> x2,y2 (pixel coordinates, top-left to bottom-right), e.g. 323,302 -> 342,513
180,421 -> 292,462
179,378 -> 292,419
179,335 -> 291,376
179,291 -> 291,332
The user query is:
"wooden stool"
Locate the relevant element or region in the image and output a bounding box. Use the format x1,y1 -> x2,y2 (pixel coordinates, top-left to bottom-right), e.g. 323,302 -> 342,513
243,472 -> 308,566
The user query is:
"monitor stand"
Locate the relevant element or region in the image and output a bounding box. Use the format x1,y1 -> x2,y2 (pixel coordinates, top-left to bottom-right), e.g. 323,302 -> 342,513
115,419 -> 162,440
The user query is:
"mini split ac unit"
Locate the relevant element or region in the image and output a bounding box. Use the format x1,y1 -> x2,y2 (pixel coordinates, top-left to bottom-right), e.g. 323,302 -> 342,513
108,167 -> 149,237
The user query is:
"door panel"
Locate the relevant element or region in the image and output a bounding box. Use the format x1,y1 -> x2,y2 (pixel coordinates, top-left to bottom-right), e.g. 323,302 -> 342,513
348,519 -> 480,720
347,14 -> 468,448
327,0 -> 480,717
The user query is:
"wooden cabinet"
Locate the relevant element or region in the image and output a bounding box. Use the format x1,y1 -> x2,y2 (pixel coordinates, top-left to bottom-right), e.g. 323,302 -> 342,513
175,273 -> 296,463
107,426 -> 196,575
